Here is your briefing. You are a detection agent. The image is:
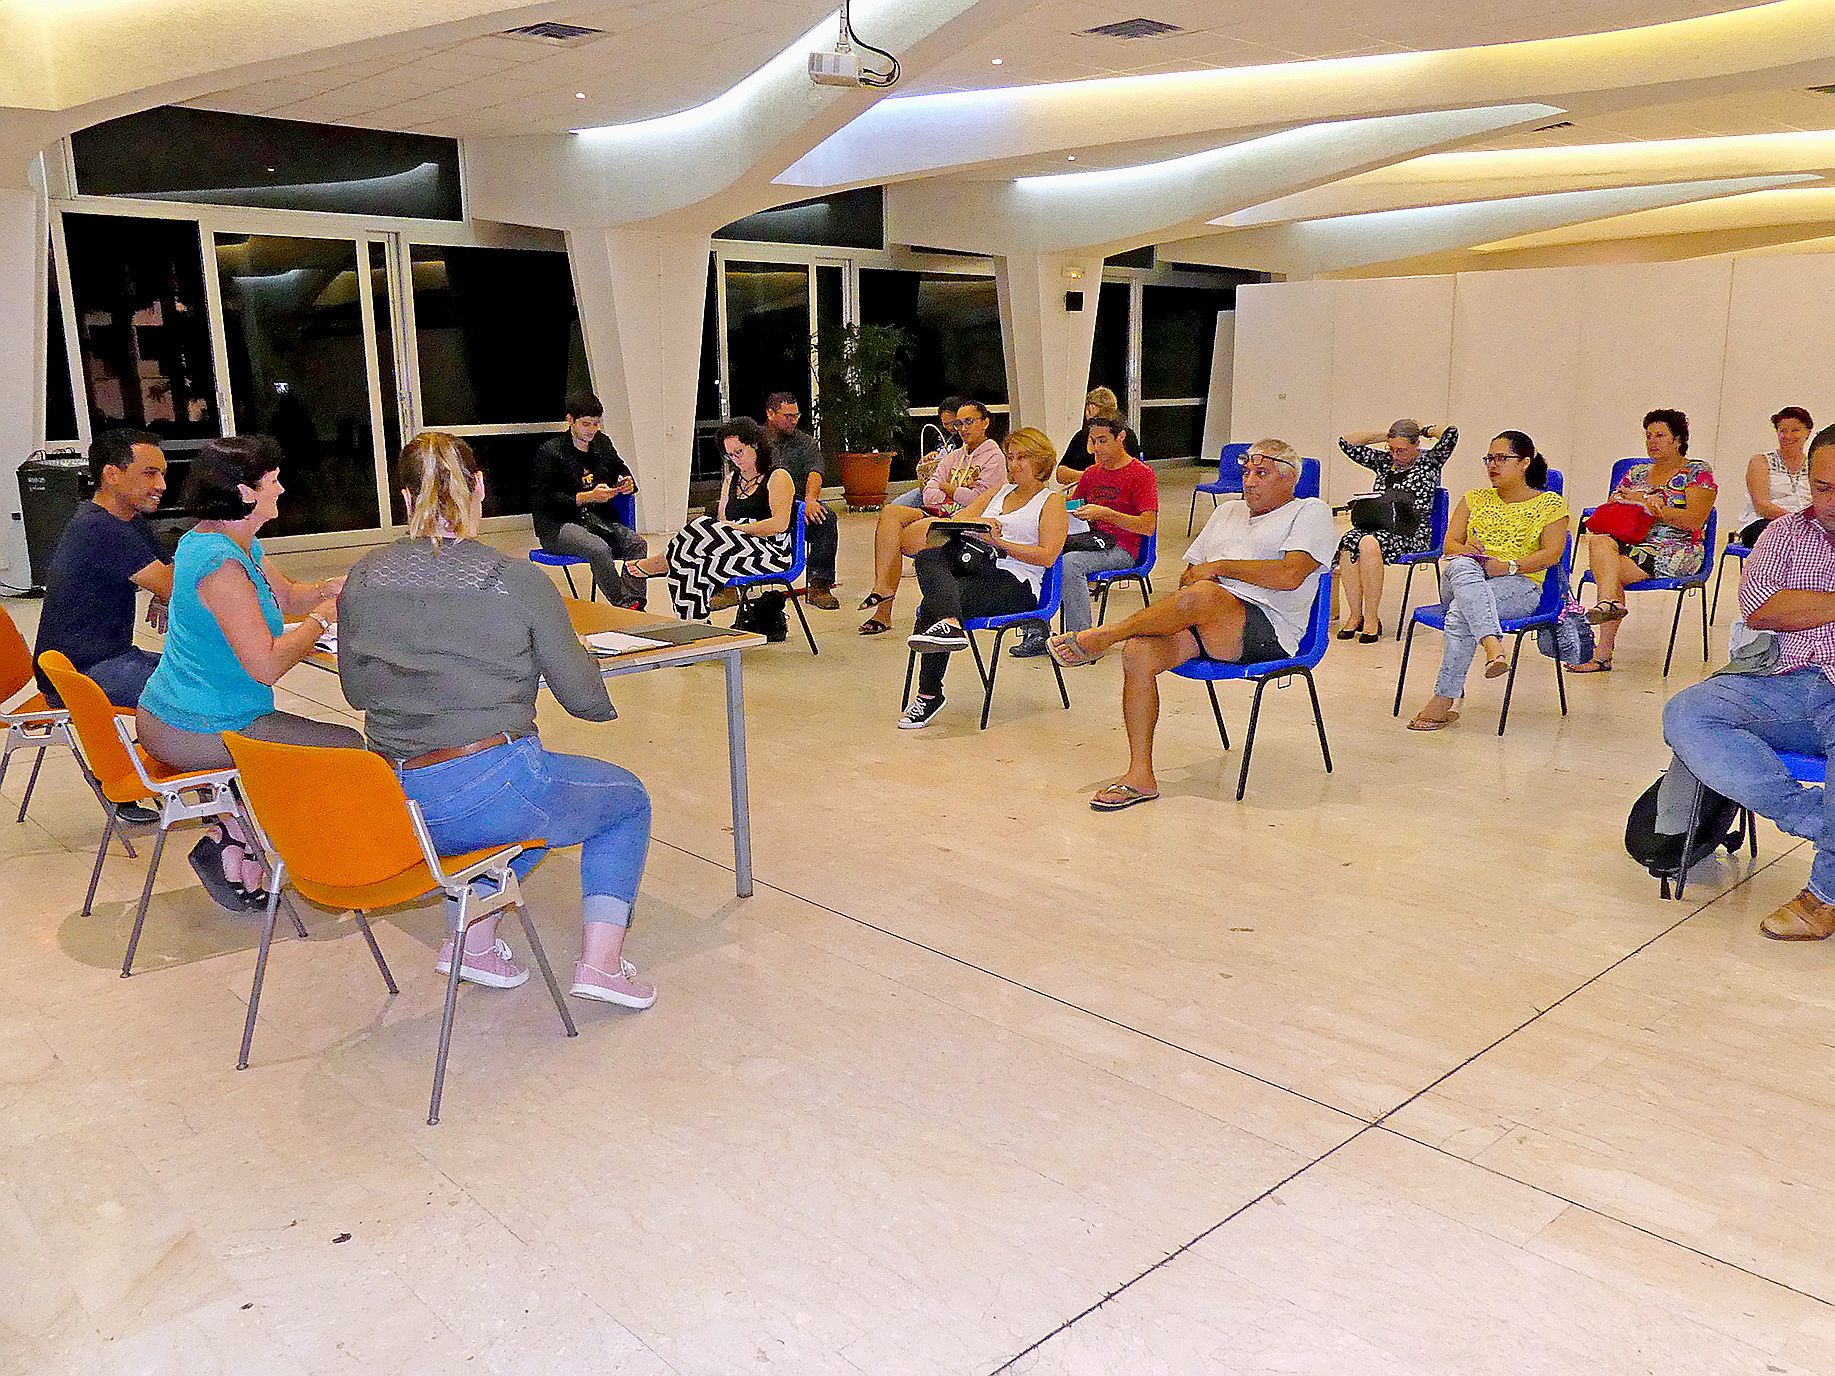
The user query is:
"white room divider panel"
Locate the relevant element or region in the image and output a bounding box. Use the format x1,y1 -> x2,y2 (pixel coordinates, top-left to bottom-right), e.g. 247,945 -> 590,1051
1448,267 -> 1584,493
1717,254 -> 1835,473
1328,275 -> 1456,505
1230,279 -> 1338,480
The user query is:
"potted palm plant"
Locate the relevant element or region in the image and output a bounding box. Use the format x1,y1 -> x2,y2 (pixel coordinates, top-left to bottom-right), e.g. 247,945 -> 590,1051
813,322 -> 911,510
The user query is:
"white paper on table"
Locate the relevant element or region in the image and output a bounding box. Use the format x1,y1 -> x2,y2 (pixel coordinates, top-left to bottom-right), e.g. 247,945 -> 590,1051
583,630 -> 667,656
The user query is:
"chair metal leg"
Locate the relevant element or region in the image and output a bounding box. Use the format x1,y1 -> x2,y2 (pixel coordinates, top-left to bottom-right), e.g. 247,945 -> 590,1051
15,746 -> 46,823
1186,490 -> 1198,537
1661,586 -> 1687,677
1046,628 -> 1070,711
78,765 -> 136,858
1698,582 -> 1710,663
786,581 -> 819,655
281,891 -> 309,940
237,883 -> 283,1069
1204,681 -> 1230,749
512,901 -> 577,1039
121,825 -> 170,978
1140,573 -> 1153,605
1497,633 -> 1528,736
901,649 -> 917,709
1553,642 -> 1568,716
1235,679 -> 1271,801
82,810 -> 116,916
561,566 -> 580,599
352,910 -> 399,994
973,630 -> 999,731
428,893 -> 473,1126
1096,582 -> 1112,626
1302,668 -> 1332,772
1395,564 -> 1418,641
1392,618 -> 1418,716
1710,550 -> 1730,625
1666,782 -> 1708,902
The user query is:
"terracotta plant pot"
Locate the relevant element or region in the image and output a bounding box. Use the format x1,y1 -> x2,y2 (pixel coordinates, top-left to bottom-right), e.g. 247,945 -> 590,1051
837,451 -> 896,511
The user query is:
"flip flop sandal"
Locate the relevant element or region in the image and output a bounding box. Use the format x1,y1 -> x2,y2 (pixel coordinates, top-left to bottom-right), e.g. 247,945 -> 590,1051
188,833 -> 256,913
1047,632 -> 1104,667
1407,711 -> 1460,731
858,591 -> 895,612
1483,657 -> 1509,679
1569,658 -> 1614,673
1090,783 -> 1160,812
859,617 -> 892,636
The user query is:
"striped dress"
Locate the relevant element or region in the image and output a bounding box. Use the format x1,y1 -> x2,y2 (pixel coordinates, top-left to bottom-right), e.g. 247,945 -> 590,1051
663,472 -> 793,620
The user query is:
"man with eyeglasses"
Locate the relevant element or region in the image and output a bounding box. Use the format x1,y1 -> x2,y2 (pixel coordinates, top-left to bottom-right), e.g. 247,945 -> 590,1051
764,391 -> 840,609
1047,439 -> 1338,811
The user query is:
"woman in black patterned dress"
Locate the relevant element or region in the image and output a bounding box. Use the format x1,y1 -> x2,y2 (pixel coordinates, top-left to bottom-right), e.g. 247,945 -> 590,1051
1333,419 -> 1457,642
619,417 -> 795,625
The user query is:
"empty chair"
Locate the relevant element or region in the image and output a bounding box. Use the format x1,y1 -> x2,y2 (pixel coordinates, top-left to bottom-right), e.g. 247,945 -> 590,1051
1187,441 -> 1251,535
0,605 -> 115,832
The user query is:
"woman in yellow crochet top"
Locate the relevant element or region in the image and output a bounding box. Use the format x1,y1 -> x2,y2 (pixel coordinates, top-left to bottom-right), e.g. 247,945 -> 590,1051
1405,431 -> 1571,731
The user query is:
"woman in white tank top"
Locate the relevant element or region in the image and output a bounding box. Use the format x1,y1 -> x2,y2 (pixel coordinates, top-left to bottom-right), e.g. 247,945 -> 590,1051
1740,406 -> 1815,546
897,428 -> 1069,730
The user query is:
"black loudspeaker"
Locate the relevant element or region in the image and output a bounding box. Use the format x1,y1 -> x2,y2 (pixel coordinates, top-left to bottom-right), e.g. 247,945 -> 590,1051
16,452 -> 91,587
1064,290 -> 1085,311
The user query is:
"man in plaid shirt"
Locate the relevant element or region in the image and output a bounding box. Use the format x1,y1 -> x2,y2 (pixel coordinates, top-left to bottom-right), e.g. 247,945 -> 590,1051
1662,427 -> 1835,938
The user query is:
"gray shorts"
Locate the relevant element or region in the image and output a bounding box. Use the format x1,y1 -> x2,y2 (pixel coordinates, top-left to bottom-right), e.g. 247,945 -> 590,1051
1193,602 -> 1287,666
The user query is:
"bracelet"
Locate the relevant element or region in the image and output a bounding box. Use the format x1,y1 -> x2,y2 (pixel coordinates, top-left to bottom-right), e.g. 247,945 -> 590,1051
305,612 -> 329,635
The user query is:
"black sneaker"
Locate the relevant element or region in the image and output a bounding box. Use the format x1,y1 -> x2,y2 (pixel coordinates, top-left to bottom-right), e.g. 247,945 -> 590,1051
908,622 -> 970,653
115,802 -> 159,825
1009,636 -> 1047,659
897,694 -> 946,729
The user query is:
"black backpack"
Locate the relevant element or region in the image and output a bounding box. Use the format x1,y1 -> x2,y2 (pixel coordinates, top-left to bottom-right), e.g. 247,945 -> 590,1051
1625,774 -> 1747,878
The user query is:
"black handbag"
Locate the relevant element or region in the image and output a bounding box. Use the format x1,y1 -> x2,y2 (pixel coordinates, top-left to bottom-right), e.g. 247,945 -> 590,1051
945,532 -> 998,578
1348,482 -> 1421,538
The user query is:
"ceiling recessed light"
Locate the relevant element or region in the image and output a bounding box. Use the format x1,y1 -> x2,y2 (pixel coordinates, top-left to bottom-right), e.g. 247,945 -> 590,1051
991,57 -> 1004,65
575,91 -> 587,99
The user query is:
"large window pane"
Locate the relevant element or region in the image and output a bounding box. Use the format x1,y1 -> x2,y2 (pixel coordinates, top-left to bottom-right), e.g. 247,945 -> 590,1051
859,269 -> 1007,407
63,212 -> 219,440
410,245 -> 585,425
724,261 -> 810,422
44,257 -> 77,443
1141,285 -> 1235,400
216,233 -> 380,535
1088,280 -> 1129,401
464,432 -> 544,518
369,243 -> 407,525
1139,404 -> 1205,462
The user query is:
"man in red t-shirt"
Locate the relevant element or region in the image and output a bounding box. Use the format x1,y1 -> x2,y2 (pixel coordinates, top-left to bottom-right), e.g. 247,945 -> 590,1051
1015,415 -> 1159,657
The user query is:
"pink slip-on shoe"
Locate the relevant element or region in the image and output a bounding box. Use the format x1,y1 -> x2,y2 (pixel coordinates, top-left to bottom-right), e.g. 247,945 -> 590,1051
570,959 -> 656,1009
435,937 -> 529,989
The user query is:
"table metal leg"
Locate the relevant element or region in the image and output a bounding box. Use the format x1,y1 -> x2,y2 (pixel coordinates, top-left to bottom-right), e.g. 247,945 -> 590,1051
724,651 -> 753,898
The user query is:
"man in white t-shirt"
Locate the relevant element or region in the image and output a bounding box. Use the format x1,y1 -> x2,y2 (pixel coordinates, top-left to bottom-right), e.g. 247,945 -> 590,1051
1046,439 -> 1339,811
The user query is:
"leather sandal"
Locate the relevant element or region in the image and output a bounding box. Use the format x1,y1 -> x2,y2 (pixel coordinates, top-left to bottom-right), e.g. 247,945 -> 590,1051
1569,658 -> 1613,673
1407,710 -> 1459,731
1090,782 -> 1159,811
858,616 -> 892,636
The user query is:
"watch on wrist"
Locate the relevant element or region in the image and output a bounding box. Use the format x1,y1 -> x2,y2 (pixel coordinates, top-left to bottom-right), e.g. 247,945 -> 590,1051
1506,559 -> 1520,576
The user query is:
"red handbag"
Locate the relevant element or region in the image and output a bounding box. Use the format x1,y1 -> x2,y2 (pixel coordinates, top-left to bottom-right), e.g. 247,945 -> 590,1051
1586,501 -> 1657,544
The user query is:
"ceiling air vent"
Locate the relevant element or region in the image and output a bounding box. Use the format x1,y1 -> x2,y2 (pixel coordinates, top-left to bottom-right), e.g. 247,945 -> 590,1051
499,22 -> 606,46
1081,18 -> 1185,39
1533,120 -> 1576,131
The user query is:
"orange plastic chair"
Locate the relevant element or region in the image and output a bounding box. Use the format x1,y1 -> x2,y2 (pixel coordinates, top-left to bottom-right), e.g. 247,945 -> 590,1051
223,732 -> 572,1125
38,651 -> 258,976
0,606 -> 113,832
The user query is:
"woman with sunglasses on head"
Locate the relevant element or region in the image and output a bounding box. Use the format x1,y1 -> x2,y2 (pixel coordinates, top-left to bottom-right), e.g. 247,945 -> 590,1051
618,416 -> 796,629
1405,431 -> 1569,731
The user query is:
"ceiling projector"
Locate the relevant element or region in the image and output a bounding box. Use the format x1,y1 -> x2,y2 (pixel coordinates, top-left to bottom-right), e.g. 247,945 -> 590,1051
809,48 -> 865,88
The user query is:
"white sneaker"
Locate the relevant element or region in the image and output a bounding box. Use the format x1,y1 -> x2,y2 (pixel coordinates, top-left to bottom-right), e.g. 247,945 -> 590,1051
570,959 -> 656,1009
434,937 -> 529,989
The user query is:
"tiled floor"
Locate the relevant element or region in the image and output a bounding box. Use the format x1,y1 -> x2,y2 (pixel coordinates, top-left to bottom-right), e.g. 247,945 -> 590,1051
5,470 -> 1832,1374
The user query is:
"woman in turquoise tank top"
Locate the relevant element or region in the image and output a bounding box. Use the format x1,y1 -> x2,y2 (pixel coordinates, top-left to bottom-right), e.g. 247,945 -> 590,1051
136,437 -> 360,908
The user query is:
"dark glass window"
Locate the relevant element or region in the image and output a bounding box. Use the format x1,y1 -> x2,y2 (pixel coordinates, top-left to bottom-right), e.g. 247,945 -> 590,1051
1106,245 -> 1155,270
72,107 -> 462,220
859,269 -> 1006,407
692,257 -> 724,486
44,257 -> 77,442
1089,281 -> 1130,399
215,233 -> 380,535
1141,285 -> 1235,399
409,245 -> 587,425
63,212 -> 219,440
714,189 -> 883,249
1140,404 -> 1206,461
723,261 -> 810,422
465,432 -> 543,518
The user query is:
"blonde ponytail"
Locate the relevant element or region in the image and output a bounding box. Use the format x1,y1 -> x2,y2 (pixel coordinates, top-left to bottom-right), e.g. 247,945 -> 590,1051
398,431 -> 481,547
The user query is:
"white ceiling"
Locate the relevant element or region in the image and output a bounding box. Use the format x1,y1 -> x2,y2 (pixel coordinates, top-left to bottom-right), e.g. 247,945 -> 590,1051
185,0 -> 834,136
1473,87 -> 1835,148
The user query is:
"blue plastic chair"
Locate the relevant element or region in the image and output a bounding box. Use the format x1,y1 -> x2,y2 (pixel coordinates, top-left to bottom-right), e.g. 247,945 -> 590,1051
1390,487 -> 1451,640
1187,442 -> 1251,535
902,558 -> 1070,730
1661,751 -> 1815,901
1577,457 -> 1715,675
725,501 -> 818,654
1295,458 -> 1321,499
527,492 -> 638,602
1091,530 -> 1159,625
1168,572 -> 1333,801
1710,538 -> 1752,624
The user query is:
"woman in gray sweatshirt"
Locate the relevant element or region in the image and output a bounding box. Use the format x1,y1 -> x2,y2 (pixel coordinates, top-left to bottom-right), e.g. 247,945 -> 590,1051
338,432 -> 657,1009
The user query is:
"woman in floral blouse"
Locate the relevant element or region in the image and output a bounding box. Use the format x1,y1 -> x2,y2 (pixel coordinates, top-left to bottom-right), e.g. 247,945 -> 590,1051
1333,419 -> 1458,642
1575,408 -> 1716,673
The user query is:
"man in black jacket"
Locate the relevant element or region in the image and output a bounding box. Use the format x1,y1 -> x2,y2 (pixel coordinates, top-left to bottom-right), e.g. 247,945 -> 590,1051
531,392 -> 648,607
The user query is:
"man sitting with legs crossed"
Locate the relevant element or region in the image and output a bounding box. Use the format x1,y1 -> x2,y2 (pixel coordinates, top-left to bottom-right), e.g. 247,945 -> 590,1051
1048,439 -> 1338,811
1662,426 -> 1835,938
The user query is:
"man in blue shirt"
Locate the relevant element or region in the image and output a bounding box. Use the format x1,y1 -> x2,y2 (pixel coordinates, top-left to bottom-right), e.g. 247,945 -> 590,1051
34,429 -> 173,707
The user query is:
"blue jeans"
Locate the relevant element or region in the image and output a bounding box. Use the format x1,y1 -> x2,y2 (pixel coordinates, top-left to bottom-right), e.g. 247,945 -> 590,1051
1433,560 -> 1540,699
888,488 -> 925,510
1663,666 -> 1835,901
51,647 -> 159,707
398,736 -> 651,927
1019,544 -> 1136,643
